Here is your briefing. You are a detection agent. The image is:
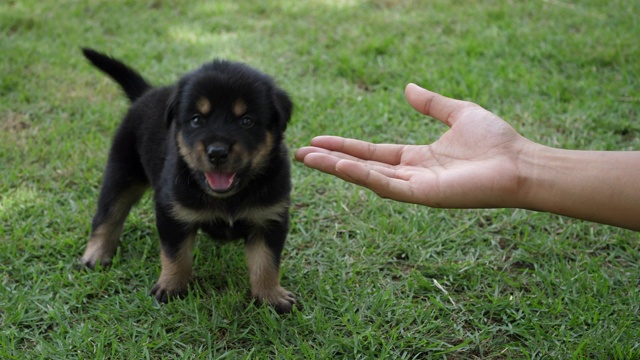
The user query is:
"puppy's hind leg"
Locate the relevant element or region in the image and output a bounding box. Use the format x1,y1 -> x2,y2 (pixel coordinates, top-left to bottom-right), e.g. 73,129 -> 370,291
81,135 -> 148,269
81,181 -> 146,269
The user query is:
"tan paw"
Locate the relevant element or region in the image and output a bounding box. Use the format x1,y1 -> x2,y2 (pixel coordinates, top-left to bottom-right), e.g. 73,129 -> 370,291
254,286 -> 299,314
80,239 -> 117,269
150,281 -> 188,303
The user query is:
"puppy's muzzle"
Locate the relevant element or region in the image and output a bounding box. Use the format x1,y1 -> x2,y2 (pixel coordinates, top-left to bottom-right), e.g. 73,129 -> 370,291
206,143 -> 229,165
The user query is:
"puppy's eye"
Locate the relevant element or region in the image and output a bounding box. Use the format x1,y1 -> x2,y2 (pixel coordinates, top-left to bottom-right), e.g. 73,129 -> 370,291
190,114 -> 204,128
239,116 -> 254,128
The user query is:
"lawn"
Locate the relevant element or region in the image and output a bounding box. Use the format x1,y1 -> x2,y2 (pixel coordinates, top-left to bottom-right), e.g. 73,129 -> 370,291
1,0 -> 639,358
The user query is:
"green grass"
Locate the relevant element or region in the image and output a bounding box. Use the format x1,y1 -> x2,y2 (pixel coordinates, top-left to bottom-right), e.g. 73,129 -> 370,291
1,0 -> 639,358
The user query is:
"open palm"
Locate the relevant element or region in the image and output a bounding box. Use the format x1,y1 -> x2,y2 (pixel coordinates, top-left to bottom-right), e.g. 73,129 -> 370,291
295,84 -> 532,208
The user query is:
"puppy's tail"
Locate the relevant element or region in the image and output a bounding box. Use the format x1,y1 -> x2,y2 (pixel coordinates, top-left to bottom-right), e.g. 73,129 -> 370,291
82,48 -> 152,102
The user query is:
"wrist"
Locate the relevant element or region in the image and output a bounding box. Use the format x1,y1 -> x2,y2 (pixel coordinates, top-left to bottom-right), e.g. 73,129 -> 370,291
512,139 -> 554,211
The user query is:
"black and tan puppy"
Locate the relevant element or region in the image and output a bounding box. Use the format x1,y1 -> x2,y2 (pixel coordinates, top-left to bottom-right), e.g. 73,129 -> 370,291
80,48 -> 297,313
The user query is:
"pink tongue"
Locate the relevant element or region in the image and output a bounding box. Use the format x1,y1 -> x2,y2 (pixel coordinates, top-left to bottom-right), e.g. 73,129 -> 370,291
205,172 -> 236,191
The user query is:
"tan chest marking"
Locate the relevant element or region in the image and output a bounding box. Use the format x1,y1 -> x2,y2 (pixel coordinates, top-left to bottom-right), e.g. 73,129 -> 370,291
170,200 -> 288,227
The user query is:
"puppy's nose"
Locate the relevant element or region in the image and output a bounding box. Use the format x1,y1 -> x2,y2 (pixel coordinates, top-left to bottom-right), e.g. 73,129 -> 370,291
206,144 -> 229,164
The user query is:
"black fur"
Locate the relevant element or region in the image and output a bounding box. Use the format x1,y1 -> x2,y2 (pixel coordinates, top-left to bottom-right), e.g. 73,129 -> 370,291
80,48 -> 297,313
82,48 -> 152,102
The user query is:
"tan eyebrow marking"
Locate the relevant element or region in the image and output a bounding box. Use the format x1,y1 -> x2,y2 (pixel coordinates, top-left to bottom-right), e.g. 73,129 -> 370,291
232,98 -> 247,117
196,97 -> 211,115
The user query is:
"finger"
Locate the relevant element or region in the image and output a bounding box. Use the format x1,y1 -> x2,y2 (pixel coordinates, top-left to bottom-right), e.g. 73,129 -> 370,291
297,147 -> 401,176
295,146 -> 358,163
298,152 -> 343,176
294,146 -> 328,162
335,158 -> 412,180
301,154 -> 420,205
405,83 -> 470,127
299,153 -> 390,188
308,136 -> 405,165
334,160 -> 417,204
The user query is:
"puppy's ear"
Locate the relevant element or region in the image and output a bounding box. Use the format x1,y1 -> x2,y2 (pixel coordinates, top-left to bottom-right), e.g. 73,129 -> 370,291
272,87 -> 293,133
165,89 -> 179,128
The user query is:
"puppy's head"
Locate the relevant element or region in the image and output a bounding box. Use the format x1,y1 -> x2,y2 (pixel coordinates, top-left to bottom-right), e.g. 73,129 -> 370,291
166,61 -> 292,198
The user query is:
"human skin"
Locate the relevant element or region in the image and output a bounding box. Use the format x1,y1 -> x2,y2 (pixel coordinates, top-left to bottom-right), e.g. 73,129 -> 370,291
295,84 -> 640,231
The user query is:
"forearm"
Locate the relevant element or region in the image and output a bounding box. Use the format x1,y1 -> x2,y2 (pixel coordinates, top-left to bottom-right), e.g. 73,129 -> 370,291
519,144 -> 640,231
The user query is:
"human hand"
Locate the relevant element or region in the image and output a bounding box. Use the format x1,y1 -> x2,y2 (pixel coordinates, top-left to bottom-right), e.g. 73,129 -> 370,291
295,84 -> 536,208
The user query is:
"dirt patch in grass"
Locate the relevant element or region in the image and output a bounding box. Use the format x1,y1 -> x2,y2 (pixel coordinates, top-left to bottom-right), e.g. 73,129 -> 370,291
1,111 -> 31,134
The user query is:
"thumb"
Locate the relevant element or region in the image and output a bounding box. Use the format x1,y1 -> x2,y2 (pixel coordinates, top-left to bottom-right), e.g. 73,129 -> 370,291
404,83 -> 464,127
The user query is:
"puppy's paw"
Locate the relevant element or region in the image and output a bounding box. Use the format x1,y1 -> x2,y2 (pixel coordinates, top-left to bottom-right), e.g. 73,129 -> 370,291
255,286 -> 299,314
80,228 -> 122,270
150,267 -> 191,303
150,282 -> 188,303
80,244 -> 115,270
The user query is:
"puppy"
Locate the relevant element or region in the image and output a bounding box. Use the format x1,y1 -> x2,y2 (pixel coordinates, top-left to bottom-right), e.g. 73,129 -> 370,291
80,48 -> 297,313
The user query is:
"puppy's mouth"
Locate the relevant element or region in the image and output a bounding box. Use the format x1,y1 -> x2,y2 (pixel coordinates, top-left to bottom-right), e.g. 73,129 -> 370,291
205,171 -> 237,193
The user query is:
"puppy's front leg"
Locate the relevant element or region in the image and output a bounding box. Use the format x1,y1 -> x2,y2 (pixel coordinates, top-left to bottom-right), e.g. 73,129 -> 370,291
150,207 -> 196,302
245,226 -> 297,313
